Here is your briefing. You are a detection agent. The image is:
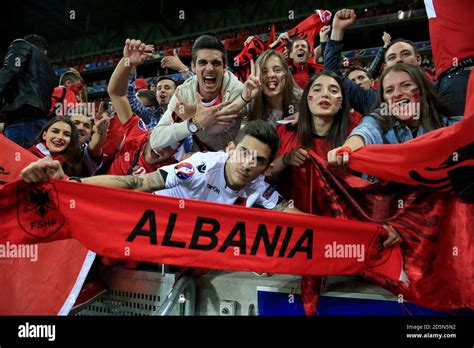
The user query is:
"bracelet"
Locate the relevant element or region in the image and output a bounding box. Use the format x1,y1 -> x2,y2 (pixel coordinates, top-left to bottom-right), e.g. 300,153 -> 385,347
240,93 -> 251,103
282,152 -> 290,166
67,176 -> 82,183
335,146 -> 352,157
179,67 -> 190,73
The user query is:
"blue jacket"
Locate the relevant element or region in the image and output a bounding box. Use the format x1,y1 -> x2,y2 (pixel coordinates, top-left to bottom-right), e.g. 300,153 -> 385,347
350,113 -> 463,145
323,39 -> 378,115
127,74 -> 163,129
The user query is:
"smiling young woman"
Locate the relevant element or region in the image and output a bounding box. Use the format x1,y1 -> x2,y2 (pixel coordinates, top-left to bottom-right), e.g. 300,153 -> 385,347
270,71 -> 351,175
268,71 -> 353,212
28,117 -> 83,176
247,50 -> 302,127
327,63 -> 462,167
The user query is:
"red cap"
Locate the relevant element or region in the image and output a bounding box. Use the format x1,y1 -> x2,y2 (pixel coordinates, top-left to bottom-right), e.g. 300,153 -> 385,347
135,78 -> 148,91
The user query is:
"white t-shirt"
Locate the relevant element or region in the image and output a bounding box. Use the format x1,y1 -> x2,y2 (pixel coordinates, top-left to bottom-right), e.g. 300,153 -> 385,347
154,151 -> 280,209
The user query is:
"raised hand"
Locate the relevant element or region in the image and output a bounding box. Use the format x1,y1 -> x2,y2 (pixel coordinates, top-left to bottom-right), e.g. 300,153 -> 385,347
241,60 -> 262,102
332,9 -> 356,32
382,31 -> 392,49
194,93 -> 236,130
174,89 -> 197,120
269,31 -> 291,48
161,49 -> 188,72
93,115 -> 110,136
123,38 -> 154,67
276,32 -> 291,43
244,36 -> 255,46
319,25 -> 331,42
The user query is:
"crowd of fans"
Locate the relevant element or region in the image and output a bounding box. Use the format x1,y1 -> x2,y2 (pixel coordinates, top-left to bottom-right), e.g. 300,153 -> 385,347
51,0 -> 423,73
1,0 -> 472,313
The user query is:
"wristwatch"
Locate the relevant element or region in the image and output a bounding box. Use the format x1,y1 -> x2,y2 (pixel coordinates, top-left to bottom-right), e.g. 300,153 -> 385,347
187,116 -> 201,134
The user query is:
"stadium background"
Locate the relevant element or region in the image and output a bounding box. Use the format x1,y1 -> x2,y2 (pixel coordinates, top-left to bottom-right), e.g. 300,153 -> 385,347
0,0 -> 431,101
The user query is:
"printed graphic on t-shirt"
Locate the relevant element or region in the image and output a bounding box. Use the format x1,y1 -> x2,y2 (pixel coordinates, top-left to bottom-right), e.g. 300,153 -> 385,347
175,162 -> 194,180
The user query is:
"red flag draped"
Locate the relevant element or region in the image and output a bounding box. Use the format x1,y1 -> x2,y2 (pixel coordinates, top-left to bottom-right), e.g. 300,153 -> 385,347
267,24 -> 276,47
349,115 -> 474,193
233,10 -> 331,82
275,10 -> 332,54
302,152 -> 473,313
0,135 -> 92,315
289,72 -> 474,314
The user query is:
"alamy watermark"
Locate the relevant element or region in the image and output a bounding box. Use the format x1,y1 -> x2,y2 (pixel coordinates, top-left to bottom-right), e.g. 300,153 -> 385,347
379,101 -> 421,120
0,242 -> 38,262
53,101 -> 96,118
324,241 -> 365,262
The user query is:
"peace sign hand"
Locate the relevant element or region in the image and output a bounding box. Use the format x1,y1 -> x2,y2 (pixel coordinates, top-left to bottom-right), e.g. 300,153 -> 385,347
242,60 -> 262,102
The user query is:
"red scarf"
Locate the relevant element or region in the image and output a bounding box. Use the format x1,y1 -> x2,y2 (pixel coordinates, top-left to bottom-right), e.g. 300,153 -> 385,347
28,142 -> 67,166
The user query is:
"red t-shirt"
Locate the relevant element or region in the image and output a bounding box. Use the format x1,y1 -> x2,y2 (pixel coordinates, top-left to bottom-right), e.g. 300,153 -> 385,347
275,123 -> 354,213
288,59 -> 324,89
49,86 -> 78,115
107,115 -> 176,176
101,114 -> 125,167
425,0 -> 474,78
349,109 -> 363,128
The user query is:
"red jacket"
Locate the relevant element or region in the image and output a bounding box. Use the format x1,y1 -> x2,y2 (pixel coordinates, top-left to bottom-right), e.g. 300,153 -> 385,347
287,58 -> 324,89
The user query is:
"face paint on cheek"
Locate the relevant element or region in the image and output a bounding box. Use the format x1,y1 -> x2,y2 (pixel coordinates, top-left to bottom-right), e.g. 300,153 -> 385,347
308,95 -> 314,100
411,88 -> 420,102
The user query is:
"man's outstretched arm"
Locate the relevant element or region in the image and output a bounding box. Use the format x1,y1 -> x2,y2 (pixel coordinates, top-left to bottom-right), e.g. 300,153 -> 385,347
21,157 -> 165,192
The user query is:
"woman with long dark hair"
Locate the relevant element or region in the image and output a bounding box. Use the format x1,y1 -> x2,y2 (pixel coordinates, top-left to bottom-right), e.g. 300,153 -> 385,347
270,70 -> 351,180
271,70 -> 401,247
29,117 -> 83,177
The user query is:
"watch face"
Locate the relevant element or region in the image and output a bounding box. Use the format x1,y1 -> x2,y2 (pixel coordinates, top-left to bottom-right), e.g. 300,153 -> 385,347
188,120 -> 198,133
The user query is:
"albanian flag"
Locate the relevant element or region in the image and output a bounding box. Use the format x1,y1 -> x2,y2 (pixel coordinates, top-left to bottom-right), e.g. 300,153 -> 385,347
289,72 -> 474,315
274,10 -> 332,54
233,36 -> 267,82
233,10 -> 331,82
294,152 -> 473,315
0,135 -> 93,315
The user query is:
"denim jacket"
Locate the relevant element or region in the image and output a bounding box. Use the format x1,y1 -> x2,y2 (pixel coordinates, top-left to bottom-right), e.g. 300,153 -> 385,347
350,113 -> 462,182
127,74 -> 163,129
350,114 -> 463,145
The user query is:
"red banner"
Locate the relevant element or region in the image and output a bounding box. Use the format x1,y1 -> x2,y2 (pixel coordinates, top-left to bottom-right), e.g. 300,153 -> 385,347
0,176 -> 403,280
349,114 -> 474,192
0,135 -> 92,315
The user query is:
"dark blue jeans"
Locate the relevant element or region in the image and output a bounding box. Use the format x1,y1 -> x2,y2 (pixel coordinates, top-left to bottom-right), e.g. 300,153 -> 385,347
4,118 -> 48,149
437,67 -> 472,116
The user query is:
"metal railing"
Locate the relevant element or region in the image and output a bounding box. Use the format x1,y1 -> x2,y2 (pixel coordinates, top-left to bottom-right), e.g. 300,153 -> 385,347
153,275 -> 196,316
